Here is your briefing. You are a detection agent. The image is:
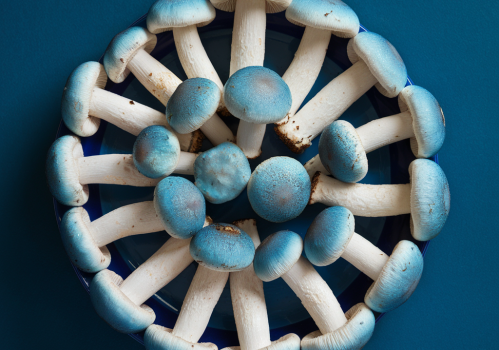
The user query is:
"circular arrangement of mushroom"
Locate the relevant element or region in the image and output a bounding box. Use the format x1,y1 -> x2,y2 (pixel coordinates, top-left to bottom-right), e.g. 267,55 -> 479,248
47,0 -> 451,349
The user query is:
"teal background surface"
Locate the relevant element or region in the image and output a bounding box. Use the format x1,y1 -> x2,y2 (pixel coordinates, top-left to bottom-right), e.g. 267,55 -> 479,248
0,0 -> 496,349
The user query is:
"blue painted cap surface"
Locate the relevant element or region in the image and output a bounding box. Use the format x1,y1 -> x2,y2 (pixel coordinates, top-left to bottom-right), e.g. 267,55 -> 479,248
103,26 -> 157,83
399,85 -> 446,158
224,66 -> 292,124
154,176 -> 206,239
147,0 -> 216,34
46,135 -> 88,206
305,206 -> 355,266
133,125 -> 181,179
409,159 -> 450,241
286,0 -> 359,38
194,142 -> 251,204
61,61 -> 107,137
318,120 -> 368,183
254,230 -> 303,282
301,303 -> 375,350
166,78 -> 221,134
145,325 -> 217,350
90,269 -> 155,333
190,223 -> 255,271
347,31 -> 407,98
365,240 -> 423,313
247,157 -> 311,223
60,207 -> 111,273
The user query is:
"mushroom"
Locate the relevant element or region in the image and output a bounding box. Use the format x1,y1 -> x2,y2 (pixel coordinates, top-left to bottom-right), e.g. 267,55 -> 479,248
134,126 -> 251,204
221,219 -> 300,350
224,66 -> 292,158
104,26 -> 182,105
210,0 -> 291,76
305,206 -> 424,312
309,158 -> 450,241
166,78 -> 234,146
190,223 -> 255,272
276,0 -> 360,125
61,61 -> 201,152
275,31 -> 407,153
305,85 -> 446,182
90,217 -> 212,333
46,135 -> 165,206
253,230 -> 375,349
60,176 -> 206,273
146,0 -> 225,109
247,157 -> 310,223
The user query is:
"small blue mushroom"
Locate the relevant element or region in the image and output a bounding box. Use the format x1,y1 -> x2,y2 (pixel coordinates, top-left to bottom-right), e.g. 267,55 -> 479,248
190,223 -> 255,271
61,61 -> 107,137
154,176 -> 206,239
248,157 -> 311,223
90,269 -> 156,333
104,26 -> 157,83
133,125 -> 181,179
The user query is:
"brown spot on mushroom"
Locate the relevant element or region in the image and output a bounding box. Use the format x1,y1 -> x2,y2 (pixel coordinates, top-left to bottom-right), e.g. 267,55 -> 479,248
308,172 -> 322,205
149,73 -> 153,76
120,58 -> 124,63
129,101 -> 135,105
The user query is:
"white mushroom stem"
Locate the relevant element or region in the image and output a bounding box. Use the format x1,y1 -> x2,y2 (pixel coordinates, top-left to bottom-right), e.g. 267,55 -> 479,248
127,48 -> 182,106
277,60 -> 377,151
200,114 -> 236,145
172,265 -> 229,343
77,153 -> 198,186
230,0 -> 266,75
282,256 -> 347,334
231,220 -> 271,350
172,25 -> 224,97
119,219 -> 211,306
356,111 -> 414,153
278,26 -> 332,125
89,201 -> 163,247
89,87 -> 197,152
304,155 -> 329,178
78,154 -> 160,186
310,173 -> 411,217
304,111 -> 415,177
341,233 -> 389,281
237,122 -> 266,159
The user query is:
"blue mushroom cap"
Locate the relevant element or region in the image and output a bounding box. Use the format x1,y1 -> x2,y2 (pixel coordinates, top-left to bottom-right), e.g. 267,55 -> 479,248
286,0 -> 359,38
409,159 -> 450,241
194,142 -> 251,204
103,26 -> 157,83
61,61 -> 107,137
318,121 -> 368,183
147,0 -> 216,34
90,269 -> 155,333
247,157 -> 311,223
347,31 -> 407,98
365,240 -> 423,312
133,125 -> 181,179
190,223 -> 255,271
254,230 -> 303,282
166,78 -> 221,134
145,324 -> 218,350
60,207 -> 111,273
301,303 -> 375,350
305,206 -> 354,266
46,135 -> 88,206
224,66 -> 292,124
154,176 -> 206,239
399,85 -> 445,158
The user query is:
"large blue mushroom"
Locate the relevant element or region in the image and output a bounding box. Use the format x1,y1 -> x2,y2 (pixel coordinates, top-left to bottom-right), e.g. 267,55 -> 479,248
309,158 -> 450,241
254,231 -> 375,349
305,206 -> 424,312
276,31 -> 408,153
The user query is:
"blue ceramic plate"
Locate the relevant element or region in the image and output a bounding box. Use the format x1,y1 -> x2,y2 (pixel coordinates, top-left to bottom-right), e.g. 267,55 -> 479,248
54,10 -> 434,347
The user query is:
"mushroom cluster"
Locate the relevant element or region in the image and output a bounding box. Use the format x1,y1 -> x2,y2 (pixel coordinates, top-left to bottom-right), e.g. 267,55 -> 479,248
47,0 -> 451,349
